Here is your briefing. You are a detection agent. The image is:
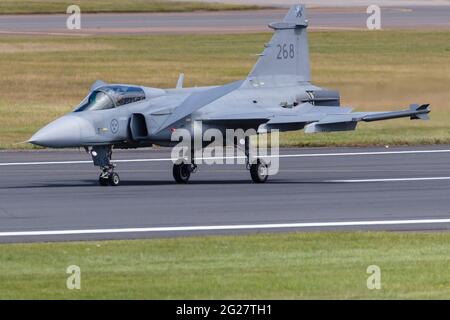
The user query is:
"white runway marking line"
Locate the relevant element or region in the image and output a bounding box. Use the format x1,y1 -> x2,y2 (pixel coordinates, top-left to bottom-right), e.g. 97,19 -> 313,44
329,177 -> 450,183
1,219 -> 450,237
1,148 -> 450,166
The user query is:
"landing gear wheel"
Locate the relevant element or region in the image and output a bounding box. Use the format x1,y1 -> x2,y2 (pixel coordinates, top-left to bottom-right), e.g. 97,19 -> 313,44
99,174 -> 109,186
108,172 -> 120,186
250,160 -> 269,183
173,163 -> 191,183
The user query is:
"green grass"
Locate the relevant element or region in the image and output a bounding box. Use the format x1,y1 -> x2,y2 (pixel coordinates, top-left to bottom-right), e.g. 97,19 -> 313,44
0,232 -> 449,299
0,0 -> 263,14
0,31 -> 449,149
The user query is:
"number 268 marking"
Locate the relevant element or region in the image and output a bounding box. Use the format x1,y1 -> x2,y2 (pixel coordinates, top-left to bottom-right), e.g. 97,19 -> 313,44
276,43 -> 295,60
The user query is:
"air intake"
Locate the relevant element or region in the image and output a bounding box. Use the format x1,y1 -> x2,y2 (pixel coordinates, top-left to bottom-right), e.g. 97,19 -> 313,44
129,113 -> 148,141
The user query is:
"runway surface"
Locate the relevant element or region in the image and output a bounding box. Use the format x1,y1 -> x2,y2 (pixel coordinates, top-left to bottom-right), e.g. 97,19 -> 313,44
1,6 -> 449,36
1,145 -> 450,243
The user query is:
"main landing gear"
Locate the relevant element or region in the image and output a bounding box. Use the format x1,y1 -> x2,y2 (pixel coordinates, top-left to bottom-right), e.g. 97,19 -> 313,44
173,148 -> 197,183
172,160 -> 268,184
244,136 -> 269,184
173,162 -> 197,183
171,136 -> 270,184
249,159 -> 269,183
90,146 -> 121,186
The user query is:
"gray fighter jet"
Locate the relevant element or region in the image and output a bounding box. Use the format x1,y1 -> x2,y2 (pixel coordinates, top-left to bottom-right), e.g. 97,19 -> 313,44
29,5 -> 430,186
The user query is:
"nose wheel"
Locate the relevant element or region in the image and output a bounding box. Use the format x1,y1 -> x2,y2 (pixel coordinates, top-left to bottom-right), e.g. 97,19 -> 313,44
99,171 -> 120,186
99,167 -> 120,186
99,174 -> 109,186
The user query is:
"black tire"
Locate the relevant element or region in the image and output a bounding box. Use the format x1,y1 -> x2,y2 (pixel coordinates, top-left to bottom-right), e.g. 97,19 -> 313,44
108,172 -> 120,186
250,160 -> 269,183
99,174 -> 109,186
173,163 -> 191,183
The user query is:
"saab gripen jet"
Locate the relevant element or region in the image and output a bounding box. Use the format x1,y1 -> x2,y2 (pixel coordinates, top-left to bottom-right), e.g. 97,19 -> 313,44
29,5 -> 430,186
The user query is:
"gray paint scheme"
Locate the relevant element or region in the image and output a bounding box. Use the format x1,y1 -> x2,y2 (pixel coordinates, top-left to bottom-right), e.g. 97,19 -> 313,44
29,5 -> 430,183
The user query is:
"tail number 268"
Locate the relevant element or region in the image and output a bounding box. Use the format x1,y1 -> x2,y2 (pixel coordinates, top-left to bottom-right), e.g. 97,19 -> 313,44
276,43 -> 295,60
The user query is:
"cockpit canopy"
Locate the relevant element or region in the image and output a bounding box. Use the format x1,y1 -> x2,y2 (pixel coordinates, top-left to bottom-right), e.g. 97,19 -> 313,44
75,85 -> 146,112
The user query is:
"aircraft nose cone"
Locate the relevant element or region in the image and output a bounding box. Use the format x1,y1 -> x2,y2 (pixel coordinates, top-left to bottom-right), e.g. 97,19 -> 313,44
29,115 -> 83,148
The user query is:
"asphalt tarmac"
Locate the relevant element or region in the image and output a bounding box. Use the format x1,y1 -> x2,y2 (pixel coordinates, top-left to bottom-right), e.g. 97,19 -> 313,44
0,6 -> 449,36
1,145 -> 450,243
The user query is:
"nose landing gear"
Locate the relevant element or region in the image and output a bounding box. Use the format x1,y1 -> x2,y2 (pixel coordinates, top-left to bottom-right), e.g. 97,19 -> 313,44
90,145 -> 121,186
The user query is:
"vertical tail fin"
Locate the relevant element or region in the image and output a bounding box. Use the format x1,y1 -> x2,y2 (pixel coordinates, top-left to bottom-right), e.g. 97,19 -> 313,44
247,5 -> 310,85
